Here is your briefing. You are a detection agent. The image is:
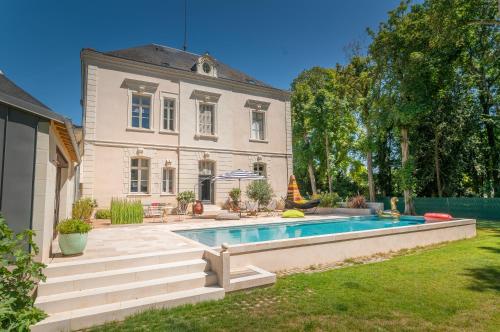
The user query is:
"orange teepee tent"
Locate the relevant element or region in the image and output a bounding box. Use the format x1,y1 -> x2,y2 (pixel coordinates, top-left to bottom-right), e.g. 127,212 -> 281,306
286,175 -> 305,203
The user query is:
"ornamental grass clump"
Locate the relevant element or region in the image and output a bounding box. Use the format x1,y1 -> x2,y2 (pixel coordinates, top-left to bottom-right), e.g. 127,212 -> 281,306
110,198 -> 143,224
0,215 -> 47,331
348,195 -> 368,209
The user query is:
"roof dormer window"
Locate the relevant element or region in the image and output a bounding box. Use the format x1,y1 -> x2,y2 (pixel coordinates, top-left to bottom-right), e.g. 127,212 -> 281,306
196,53 -> 218,78
202,62 -> 212,74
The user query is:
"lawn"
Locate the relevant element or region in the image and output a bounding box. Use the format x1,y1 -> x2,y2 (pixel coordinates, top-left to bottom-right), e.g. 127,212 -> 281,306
91,221 -> 499,332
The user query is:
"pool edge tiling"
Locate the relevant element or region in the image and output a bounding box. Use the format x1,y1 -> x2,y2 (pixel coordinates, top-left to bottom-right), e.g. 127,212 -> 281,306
174,216 -> 426,247
176,218 -> 476,273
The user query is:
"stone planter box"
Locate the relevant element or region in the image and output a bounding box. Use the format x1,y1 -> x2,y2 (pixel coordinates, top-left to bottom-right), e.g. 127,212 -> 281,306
316,207 -> 373,215
319,202 -> 384,215
367,202 -> 384,212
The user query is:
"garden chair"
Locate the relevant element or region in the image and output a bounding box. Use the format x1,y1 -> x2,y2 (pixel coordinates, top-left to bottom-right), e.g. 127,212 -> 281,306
264,200 -> 278,217
143,203 -> 169,223
245,201 -> 258,217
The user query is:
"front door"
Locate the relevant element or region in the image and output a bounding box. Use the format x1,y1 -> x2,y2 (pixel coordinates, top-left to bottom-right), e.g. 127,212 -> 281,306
199,160 -> 214,204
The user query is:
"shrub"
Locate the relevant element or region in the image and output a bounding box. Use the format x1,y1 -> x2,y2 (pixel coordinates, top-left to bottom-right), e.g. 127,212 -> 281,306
229,188 -> 241,205
317,192 -> 342,208
0,215 -> 47,331
94,209 -> 111,219
110,198 -> 143,224
176,191 -> 195,214
246,180 -> 274,210
348,195 -> 368,208
72,198 -> 96,222
56,219 -> 92,234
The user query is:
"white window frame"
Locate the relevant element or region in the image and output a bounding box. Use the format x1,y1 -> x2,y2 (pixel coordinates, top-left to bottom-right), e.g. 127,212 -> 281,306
159,92 -> 178,134
161,167 -> 176,195
196,101 -> 218,139
253,162 -> 267,177
130,157 -> 150,194
250,109 -> 267,141
127,91 -> 154,132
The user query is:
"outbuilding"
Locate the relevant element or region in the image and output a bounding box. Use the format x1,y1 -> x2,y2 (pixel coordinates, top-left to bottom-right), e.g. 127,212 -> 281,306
0,70 -> 81,262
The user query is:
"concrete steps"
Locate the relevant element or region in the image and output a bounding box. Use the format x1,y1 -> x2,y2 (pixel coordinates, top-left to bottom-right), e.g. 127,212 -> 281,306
228,265 -> 276,292
33,249 -> 225,331
32,287 -> 224,332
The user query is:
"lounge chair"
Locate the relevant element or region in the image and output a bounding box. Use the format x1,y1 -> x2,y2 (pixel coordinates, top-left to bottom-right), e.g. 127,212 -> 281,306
285,199 -> 321,213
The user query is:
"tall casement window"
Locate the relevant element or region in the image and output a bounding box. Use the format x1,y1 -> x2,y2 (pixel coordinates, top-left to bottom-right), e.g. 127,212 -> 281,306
251,110 -> 265,140
131,94 -> 151,129
162,98 -> 176,131
253,162 -> 267,177
130,158 -> 150,193
199,103 -> 215,135
162,168 -> 175,194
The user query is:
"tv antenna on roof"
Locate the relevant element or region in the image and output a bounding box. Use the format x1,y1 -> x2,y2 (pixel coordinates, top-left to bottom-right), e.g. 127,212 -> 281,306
183,0 -> 188,51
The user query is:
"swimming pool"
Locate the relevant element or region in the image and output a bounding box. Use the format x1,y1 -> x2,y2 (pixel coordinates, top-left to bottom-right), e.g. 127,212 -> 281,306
175,216 -> 426,247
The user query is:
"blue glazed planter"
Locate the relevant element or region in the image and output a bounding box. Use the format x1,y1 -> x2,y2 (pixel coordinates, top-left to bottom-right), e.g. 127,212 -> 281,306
58,233 -> 88,256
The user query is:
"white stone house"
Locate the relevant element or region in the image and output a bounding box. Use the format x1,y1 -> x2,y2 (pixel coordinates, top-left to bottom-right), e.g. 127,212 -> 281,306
80,44 -> 292,208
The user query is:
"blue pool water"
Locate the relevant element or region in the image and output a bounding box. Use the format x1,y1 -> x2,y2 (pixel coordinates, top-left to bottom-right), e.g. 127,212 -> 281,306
175,216 -> 425,247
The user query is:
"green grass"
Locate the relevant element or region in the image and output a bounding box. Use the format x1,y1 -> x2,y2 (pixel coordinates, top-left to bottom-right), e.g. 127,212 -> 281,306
110,198 -> 143,224
91,221 -> 500,331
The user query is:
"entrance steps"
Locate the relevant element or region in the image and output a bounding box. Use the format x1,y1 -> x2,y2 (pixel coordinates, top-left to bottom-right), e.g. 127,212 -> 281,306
32,248 -> 225,331
198,204 -> 222,218
228,265 -> 276,292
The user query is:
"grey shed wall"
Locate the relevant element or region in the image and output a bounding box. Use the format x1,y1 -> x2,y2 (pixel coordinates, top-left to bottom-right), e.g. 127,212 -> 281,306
0,102 -> 40,234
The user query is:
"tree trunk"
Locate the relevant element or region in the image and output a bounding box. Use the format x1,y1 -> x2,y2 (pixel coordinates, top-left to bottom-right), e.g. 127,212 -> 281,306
485,112 -> 499,197
307,162 -> 317,195
400,127 -> 416,215
366,125 -> 375,202
325,133 -> 333,193
434,130 -> 443,197
367,151 -> 375,202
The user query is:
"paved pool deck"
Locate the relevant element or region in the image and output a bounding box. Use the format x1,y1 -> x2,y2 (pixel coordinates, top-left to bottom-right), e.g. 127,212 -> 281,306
50,214 -> 347,263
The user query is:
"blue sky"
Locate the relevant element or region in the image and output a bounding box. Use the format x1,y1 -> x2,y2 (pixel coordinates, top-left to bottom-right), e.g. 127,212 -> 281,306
1,0 -> 402,124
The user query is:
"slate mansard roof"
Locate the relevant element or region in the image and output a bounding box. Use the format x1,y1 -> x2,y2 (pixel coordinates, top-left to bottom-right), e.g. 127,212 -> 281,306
86,44 -> 282,91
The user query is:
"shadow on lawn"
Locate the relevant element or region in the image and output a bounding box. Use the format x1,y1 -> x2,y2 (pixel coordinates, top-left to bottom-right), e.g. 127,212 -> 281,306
479,246 -> 500,254
464,266 -> 500,292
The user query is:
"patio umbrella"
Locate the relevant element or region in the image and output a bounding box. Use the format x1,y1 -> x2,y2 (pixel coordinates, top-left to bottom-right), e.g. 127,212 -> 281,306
212,169 -> 265,190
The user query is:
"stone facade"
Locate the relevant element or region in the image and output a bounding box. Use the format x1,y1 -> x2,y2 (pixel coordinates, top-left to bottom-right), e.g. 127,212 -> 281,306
80,47 -> 292,208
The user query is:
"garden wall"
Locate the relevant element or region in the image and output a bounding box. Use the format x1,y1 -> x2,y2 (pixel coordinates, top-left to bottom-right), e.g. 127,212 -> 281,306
378,197 -> 500,221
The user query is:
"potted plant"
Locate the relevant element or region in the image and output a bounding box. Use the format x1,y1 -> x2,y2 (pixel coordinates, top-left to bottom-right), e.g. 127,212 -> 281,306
176,191 -> 195,214
229,188 -> 241,211
56,219 -> 92,255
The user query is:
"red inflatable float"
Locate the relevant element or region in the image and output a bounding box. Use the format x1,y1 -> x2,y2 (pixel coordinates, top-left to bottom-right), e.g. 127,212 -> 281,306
424,213 -> 453,222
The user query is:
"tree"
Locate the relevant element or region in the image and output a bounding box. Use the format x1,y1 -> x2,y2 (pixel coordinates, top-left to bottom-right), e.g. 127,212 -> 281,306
246,180 -> 274,210
343,55 -> 378,201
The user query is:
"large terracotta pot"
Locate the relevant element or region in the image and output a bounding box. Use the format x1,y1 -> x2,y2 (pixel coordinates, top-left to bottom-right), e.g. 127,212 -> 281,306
192,200 -> 204,215
58,233 -> 88,255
